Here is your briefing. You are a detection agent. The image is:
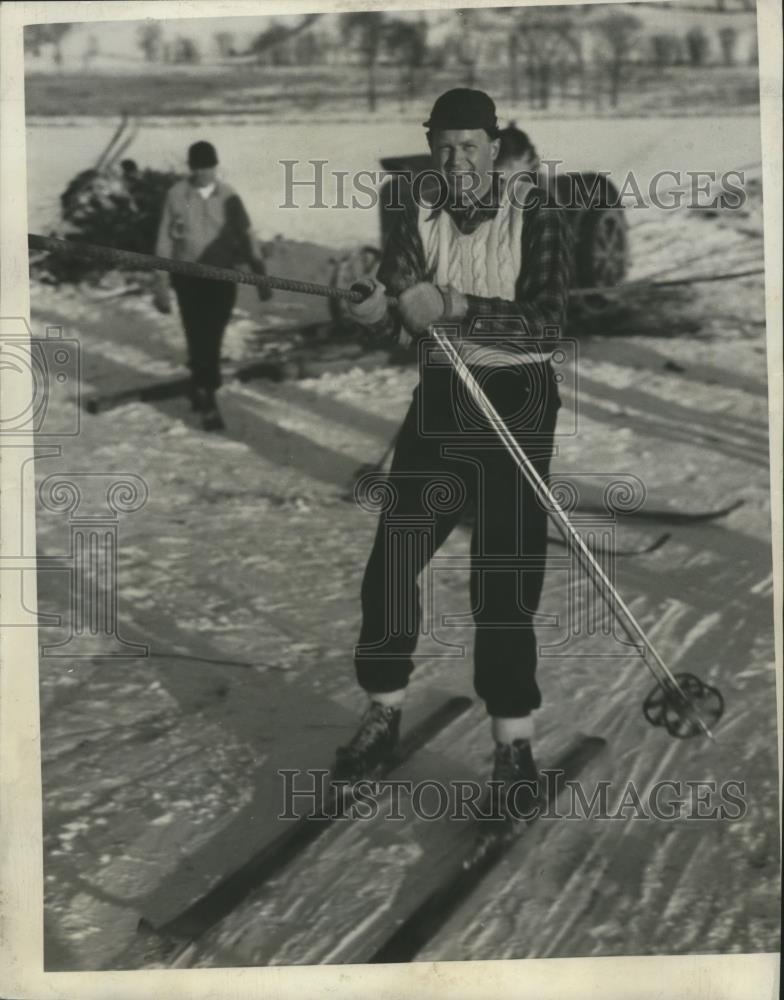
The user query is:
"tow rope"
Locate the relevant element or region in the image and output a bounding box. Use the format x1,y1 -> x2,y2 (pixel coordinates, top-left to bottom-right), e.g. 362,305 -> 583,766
28,233 -> 365,304
28,233 -> 763,301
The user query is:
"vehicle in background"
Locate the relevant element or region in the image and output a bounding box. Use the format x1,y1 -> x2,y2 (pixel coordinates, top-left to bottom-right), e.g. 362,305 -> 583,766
331,151 -> 628,328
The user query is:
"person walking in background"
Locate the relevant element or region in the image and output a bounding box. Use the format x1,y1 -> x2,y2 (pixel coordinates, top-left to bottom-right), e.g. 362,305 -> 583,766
154,140 -> 270,431
496,121 -> 541,181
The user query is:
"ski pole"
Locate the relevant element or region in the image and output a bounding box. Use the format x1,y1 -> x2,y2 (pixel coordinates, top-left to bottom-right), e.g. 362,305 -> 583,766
25,233 -> 726,737
429,325 -> 724,741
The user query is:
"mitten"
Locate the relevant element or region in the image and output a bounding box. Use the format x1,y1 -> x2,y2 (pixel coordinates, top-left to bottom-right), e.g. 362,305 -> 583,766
397,282 -> 445,336
348,278 -> 390,326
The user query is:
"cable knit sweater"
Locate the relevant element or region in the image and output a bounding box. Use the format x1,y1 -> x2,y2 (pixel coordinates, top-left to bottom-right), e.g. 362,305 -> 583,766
376,179 -> 573,359
418,186 -> 523,300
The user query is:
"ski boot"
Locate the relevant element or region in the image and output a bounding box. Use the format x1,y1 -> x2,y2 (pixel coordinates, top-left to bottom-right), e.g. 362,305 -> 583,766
488,738 -> 542,824
188,382 -> 208,412
468,739 -> 542,867
200,391 -> 225,432
332,701 -> 401,785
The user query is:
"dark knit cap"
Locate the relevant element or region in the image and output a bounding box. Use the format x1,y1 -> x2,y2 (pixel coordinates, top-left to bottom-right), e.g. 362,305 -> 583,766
423,89 -> 498,133
188,141 -> 218,169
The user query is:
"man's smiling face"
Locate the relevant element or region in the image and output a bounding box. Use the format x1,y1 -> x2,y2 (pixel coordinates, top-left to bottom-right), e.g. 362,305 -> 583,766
430,128 -> 501,206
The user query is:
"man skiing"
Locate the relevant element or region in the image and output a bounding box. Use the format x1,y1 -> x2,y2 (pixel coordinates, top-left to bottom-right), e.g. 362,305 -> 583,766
336,89 -> 573,821
153,140 -> 270,431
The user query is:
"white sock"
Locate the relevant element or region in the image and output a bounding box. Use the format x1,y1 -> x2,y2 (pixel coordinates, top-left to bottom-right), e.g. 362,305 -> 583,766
491,715 -> 535,744
370,689 -> 406,709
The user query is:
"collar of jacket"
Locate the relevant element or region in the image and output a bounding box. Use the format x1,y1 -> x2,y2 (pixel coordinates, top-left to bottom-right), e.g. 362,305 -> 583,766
424,176 -> 504,233
188,177 -> 221,197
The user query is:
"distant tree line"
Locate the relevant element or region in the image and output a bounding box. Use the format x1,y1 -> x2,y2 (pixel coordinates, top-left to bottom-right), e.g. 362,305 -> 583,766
26,9 -> 758,113
651,25 -> 744,67
24,23 -> 72,66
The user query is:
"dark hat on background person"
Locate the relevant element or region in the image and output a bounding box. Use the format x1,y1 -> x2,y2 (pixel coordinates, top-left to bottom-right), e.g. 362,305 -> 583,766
423,89 -> 499,134
497,122 -> 538,164
188,141 -> 218,169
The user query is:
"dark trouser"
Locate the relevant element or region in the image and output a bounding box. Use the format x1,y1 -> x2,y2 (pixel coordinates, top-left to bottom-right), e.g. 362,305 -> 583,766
355,362 -> 560,718
171,275 -> 237,392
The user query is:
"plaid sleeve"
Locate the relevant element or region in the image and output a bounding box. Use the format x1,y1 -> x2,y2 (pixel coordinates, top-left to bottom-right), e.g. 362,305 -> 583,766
462,194 -> 573,344
377,196 -> 430,295
365,196 -> 430,340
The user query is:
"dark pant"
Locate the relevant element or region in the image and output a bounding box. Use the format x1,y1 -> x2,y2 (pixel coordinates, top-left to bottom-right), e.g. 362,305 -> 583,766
355,362 -> 560,718
172,275 -> 237,391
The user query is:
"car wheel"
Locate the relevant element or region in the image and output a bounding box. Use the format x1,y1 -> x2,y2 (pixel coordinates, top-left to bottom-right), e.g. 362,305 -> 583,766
576,208 -> 628,288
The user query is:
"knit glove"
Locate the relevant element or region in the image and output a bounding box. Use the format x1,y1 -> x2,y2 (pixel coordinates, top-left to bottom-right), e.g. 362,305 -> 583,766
398,282 -> 468,337
440,285 -> 469,321
347,278 -> 389,326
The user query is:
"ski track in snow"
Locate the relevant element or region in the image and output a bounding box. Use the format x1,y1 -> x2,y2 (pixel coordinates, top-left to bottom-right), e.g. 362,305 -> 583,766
31,188 -> 779,969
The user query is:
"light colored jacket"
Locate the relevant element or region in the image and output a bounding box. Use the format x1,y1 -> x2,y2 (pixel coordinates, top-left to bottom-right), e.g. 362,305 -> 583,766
155,178 -> 258,268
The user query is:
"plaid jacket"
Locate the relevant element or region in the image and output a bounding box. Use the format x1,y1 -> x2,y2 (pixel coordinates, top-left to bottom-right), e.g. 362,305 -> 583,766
375,184 -> 573,355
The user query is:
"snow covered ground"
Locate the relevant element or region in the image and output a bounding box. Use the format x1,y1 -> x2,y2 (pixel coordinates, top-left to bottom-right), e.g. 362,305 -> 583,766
26,113 -> 762,250
29,152 -> 778,970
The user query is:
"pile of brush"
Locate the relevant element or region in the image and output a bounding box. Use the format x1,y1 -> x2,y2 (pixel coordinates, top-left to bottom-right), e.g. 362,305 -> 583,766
32,114 -> 181,285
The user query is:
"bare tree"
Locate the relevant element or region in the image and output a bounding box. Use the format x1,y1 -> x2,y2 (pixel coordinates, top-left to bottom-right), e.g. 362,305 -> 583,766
24,25 -> 45,57
685,27 -> 710,67
454,9 -> 479,88
717,26 -> 737,66
172,36 -> 200,65
82,33 -> 99,69
508,31 -> 521,102
385,18 -> 428,108
747,31 -> 758,65
344,11 -> 386,112
515,6 -> 581,110
25,23 -> 71,62
40,24 -> 72,67
250,21 -> 291,65
213,31 -> 235,58
249,14 -> 322,61
593,12 -> 642,108
137,22 -> 164,63
651,33 -> 683,68
294,29 -> 322,65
